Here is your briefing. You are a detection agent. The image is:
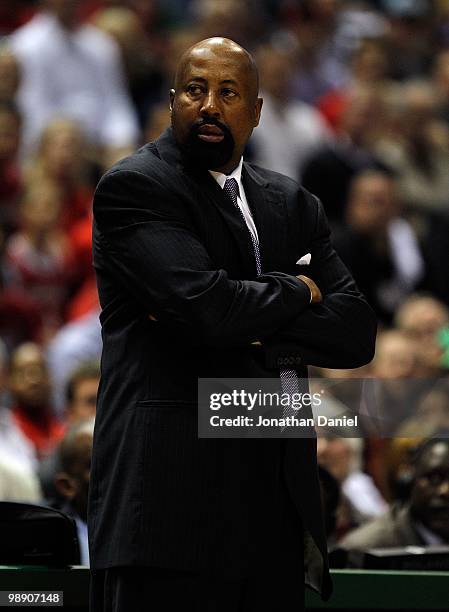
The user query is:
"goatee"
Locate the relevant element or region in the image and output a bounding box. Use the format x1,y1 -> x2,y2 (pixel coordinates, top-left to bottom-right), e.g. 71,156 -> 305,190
177,117 -> 235,171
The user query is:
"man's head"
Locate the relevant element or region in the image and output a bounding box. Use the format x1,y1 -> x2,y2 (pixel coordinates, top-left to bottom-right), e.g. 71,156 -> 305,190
55,419 -> 94,522
65,361 -> 100,424
410,436 -> 449,541
170,37 -> 262,174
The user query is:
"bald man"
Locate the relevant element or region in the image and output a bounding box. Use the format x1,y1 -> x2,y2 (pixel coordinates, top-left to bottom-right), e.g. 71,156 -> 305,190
89,38 -> 376,611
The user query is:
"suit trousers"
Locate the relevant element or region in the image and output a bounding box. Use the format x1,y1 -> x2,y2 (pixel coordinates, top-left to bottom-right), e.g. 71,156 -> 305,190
90,564 -> 305,612
90,474 -> 305,612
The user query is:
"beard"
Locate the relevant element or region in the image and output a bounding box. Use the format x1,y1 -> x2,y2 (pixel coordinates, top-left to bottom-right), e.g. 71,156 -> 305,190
176,117 -> 235,171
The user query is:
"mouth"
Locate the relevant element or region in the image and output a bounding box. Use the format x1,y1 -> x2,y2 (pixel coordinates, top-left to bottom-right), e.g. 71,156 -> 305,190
197,124 -> 225,143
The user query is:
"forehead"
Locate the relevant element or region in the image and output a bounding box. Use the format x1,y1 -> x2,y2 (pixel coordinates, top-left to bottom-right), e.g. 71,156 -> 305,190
179,47 -> 251,85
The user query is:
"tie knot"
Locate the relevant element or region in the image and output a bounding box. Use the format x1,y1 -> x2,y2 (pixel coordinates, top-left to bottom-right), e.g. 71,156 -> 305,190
223,177 -> 239,205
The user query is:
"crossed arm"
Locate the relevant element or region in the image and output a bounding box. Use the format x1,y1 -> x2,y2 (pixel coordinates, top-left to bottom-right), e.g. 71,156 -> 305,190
94,169 -> 376,368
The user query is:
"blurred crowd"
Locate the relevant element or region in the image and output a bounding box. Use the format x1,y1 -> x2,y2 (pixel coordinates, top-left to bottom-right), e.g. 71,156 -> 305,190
1,0 -> 449,568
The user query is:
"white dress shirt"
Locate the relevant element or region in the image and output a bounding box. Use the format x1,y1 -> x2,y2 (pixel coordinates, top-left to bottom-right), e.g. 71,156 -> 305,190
209,158 -> 259,243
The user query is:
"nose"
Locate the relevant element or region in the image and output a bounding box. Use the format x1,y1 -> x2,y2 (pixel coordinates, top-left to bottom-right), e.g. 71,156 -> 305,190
200,90 -> 221,119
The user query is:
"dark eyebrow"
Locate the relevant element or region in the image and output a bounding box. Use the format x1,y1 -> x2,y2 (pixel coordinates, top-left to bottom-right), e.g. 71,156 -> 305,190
220,79 -> 239,86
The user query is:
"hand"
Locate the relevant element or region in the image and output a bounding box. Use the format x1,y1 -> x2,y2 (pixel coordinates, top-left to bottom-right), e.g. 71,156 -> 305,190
297,275 -> 322,304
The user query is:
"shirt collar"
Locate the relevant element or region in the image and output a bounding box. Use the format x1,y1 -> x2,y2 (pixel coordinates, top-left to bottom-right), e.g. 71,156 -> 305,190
209,157 -> 243,190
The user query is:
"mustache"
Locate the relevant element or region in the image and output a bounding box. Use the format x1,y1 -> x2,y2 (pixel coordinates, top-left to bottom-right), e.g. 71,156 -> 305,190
190,117 -> 231,136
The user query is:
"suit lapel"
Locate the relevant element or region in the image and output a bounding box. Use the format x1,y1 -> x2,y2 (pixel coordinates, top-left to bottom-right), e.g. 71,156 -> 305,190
242,164 -> 288,274
191,170 -> 259,278
154,129 -> 289,277
155,128 -> 260,278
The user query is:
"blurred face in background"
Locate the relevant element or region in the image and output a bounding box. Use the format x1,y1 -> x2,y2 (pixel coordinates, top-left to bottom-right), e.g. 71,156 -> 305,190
340,88 -> 381,146
56,429 -> 93,522
67,377 -> 99,424
351,39 -> 388,84
39,120 -> 83,181
373,331 -> 418,380
411,442 -> 449,541
9,343 -> 51,411
346,172 -> 399,233
257,47 -> 293,104
396,297 -> 449,375
20,183 -> 61,235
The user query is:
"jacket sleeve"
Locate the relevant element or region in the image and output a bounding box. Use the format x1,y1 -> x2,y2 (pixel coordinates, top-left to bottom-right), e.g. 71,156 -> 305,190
93,168 -> 312,347
264,195 -> 377,369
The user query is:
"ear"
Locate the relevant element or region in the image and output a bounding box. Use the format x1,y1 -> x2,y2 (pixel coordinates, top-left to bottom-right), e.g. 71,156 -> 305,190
54,473 -> 77,500
169,89 -> 175,112
253,97 -> 263,127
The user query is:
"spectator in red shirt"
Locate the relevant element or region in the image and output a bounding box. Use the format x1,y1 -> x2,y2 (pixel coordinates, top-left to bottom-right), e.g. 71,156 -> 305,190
26,118 -> 93,232
4,180 -> 74,340
9,342 -> 65,459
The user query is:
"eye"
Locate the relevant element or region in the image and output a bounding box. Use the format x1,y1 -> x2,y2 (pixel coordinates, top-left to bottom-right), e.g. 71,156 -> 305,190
186,84 -> 204,96
221,88 -> 237,98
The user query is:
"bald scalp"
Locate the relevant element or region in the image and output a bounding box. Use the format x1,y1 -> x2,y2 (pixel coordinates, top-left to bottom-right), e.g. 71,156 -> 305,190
174,37 -> 259,100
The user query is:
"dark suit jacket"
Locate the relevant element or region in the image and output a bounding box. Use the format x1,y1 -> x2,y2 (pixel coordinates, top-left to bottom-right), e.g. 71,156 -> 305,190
88,128 -> 376,599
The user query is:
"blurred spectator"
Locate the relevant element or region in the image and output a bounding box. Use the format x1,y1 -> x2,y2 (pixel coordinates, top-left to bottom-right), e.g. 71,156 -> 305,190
395,295 -> 449,377
317,37 -> 397,132
250,44 -> 331,180
364,330 -> 420,433
0,100 -> 23,235
39,361 -> 99,503
382,0 -> 434,81
372,329 -> 419,381
340,434 -> 449,557
66,211 -> 99,322
143,102 -> 171,143
26,118 -> 93,232
92,6 -> 164,130
192,0 -> 265,50
46,310 -> 102,416
0,337 -> 37,475
0,45 -> 20,102
301,86 -> 387,225
375,81 -> 449,212
287,0 -> 386,104
8,342 -> 65,459
0,460 -> 42,502
317,436 -> 387,532
54,418 -> 94,566
318,465 -> 341,546
10,0 -> 139,166
4,181 -> 74,339
334,170 -> 425,323
382,437 -> 424,503
65,361 -> 99,425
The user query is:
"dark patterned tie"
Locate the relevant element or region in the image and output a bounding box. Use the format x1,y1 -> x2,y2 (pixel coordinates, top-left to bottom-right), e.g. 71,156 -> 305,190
223,178 -> 299,424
